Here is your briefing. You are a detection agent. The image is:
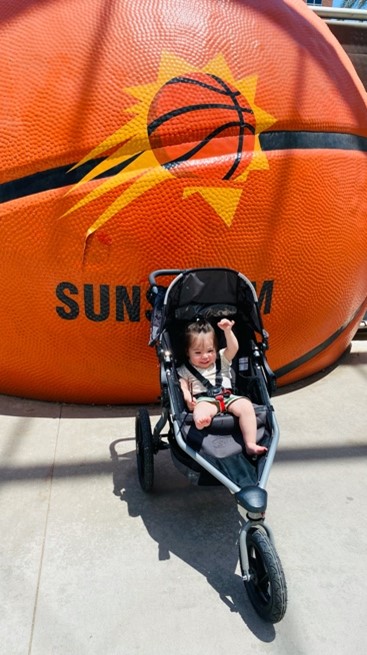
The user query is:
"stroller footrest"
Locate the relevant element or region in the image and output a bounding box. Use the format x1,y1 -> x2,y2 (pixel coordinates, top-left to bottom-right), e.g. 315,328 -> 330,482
181,411 -> 236,433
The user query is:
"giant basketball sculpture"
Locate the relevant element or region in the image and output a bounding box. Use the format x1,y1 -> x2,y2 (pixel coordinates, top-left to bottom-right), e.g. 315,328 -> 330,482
0,0 -> 366,403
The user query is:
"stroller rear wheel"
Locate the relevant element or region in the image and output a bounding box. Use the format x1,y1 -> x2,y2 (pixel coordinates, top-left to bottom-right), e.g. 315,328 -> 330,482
240,528 -> 287,623
135,408 -> 154,492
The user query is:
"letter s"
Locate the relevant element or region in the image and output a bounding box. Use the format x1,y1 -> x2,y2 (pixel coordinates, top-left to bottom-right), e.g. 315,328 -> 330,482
55,282 -> 79,320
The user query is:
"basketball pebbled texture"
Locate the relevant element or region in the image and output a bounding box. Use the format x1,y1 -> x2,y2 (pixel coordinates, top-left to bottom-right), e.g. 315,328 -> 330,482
0,0 -> 366,403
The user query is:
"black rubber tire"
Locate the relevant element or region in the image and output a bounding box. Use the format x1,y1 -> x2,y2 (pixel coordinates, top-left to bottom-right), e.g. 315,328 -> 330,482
240,528 -> 287,623
135,408 -> 154,492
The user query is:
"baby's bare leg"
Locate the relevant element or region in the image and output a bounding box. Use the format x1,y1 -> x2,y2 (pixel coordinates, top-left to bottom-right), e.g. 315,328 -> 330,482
228,397 -> 267,455
193,401 -> 218,429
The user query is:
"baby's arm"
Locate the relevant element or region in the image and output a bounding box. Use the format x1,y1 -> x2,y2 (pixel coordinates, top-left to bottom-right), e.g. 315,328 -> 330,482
217,318 -> 238,361
179,377 -> 197,411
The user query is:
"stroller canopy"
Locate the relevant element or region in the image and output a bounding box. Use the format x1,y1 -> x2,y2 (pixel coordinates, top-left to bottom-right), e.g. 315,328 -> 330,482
149,268 -> 267,346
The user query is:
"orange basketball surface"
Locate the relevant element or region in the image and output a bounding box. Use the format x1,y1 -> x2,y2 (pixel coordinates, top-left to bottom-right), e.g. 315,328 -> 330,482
0,0 -> 366,403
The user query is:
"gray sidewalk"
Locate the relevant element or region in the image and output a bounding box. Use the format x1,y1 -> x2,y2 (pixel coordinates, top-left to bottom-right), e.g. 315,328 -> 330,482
0,339 -> 366,655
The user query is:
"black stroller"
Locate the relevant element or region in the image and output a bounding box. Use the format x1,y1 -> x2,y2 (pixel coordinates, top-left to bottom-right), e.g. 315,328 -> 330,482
135,267 -> 287,622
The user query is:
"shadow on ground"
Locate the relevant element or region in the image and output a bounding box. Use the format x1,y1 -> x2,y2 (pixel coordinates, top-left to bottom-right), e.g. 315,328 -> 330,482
110,439 -> 277,641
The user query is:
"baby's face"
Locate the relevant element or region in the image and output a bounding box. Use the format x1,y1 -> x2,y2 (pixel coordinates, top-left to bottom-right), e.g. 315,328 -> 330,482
188,334 -> 216,369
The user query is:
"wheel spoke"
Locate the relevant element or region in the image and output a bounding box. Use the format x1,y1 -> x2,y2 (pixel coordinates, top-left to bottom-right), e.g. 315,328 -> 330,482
258,571 -> 270,590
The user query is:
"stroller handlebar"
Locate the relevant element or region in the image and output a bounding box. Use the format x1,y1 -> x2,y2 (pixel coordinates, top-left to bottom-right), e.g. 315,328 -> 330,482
148,269 -> 184,287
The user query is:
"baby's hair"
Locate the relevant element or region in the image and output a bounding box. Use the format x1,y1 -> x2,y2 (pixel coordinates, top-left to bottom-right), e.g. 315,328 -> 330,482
184,320 -> 218,353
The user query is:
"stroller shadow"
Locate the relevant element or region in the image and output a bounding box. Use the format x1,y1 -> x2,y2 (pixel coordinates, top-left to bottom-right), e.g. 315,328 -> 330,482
110,438 -> 277,642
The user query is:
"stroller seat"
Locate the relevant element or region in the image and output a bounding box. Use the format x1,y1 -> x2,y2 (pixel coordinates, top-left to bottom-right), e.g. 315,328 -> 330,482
175,404 -> 270,489
179,404 -> 268,454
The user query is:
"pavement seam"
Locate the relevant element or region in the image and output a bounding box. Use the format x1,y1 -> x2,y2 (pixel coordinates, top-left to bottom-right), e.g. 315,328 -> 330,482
27,404 -> 62,655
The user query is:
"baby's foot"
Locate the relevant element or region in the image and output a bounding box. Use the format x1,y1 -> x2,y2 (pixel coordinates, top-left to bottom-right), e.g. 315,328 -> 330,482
195,416 -> 212,430
245,442 -> 268,456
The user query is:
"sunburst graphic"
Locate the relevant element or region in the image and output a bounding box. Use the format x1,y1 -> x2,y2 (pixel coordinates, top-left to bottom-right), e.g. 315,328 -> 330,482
64,52 -> 276,238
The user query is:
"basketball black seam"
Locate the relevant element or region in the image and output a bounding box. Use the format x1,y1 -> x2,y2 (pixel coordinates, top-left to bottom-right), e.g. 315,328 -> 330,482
161,120 -> 255,173
1,131 -> 366,204
211,74 -> 249,179
274,300 -> 366,379
165,75 -> 242,98
148,102 -> 254,136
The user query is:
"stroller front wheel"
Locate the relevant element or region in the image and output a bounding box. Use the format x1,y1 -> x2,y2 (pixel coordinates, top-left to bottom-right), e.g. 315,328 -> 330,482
135,408 -> 154,492
240,528 -> 287,623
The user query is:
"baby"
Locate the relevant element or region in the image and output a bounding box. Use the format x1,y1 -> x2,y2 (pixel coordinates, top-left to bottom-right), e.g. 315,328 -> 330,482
177,318 -> 267,456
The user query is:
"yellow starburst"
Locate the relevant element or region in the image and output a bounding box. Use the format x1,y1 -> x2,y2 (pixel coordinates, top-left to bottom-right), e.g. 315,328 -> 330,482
64,51 -> 276,237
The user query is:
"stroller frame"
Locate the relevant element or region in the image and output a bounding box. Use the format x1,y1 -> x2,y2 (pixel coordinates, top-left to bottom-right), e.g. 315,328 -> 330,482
136,267 -> 287,622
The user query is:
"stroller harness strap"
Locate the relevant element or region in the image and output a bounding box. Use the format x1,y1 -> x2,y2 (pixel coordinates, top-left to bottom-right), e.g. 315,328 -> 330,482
184,357 -> 232,413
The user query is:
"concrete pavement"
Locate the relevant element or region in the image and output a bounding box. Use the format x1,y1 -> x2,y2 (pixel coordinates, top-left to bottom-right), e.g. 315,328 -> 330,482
0,338 -> 366,655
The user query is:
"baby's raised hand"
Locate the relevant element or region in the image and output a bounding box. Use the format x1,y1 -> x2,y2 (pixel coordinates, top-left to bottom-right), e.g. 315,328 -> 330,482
217,318 -> 235,331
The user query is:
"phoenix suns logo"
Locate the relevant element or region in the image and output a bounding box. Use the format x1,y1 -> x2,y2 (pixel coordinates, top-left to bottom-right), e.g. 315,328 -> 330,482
64,53 -> 276,237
